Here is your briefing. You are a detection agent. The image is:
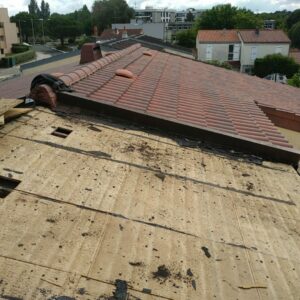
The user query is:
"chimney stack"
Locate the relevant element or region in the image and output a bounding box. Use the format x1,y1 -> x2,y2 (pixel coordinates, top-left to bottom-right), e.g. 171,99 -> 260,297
80,43 -> 102,64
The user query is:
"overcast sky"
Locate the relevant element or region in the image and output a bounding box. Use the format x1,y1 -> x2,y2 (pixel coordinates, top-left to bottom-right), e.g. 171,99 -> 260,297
2,0 -> 300,16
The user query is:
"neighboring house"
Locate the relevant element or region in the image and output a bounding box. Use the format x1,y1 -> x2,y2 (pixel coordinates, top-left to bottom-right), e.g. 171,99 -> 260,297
0,8 -> 19,59
99,28 -> 143,42
239,29 -> 290,73
196,29 -> 290,73
196,29 -> 241,65
112,22 -> 165,40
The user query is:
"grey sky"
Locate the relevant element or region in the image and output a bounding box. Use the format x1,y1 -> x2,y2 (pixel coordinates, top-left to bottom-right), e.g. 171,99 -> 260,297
2,0 -> 300,16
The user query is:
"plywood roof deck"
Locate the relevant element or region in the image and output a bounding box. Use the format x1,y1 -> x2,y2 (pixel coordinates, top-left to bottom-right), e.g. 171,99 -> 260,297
0,105 -> 300,299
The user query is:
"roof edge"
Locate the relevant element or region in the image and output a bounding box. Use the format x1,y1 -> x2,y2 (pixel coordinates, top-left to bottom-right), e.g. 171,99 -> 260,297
58,91 -> 300,166
59,43 -> 142,86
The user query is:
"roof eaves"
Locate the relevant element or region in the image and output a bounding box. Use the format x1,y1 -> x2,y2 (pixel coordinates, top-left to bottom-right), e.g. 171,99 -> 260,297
58,91 -> 300,166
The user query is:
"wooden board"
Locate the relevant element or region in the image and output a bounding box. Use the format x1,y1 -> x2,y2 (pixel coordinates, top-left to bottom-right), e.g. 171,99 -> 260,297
4,108 -> 33,120
0,99 -> 23,116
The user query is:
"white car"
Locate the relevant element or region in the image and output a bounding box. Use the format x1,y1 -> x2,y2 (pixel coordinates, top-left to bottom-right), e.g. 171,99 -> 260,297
264,73 -> 287,84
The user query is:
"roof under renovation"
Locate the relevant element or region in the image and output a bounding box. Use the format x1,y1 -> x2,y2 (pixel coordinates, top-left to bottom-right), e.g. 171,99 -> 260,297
43,43 -> 300,163
0,103 -> 300,299
0,41 -> 300,300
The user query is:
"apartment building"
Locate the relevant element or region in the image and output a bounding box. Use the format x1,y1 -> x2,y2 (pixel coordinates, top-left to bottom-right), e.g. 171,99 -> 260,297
135,7 -> 176,23
0,8 -> 19,59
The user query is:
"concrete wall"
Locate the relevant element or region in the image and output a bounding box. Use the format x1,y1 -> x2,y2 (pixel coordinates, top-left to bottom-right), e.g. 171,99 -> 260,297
112,23 -> 165,40
196,42 -> 240,62
240,42 -> 290,72
0,8 -> 19,58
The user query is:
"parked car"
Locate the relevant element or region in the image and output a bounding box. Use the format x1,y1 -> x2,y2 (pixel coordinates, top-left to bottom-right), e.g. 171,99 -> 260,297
264,73 -> 287,84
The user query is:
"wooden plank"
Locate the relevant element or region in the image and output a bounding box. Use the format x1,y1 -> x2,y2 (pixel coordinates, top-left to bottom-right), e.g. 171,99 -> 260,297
4,108 -> 33,120
0,99 -> 23,116
0,115 -> 4,126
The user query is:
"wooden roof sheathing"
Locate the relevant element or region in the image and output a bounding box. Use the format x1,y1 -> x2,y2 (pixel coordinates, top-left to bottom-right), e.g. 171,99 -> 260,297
0,105 -> 300,299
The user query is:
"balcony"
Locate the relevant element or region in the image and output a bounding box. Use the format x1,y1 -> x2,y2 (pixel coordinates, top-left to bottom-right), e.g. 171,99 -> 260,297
0,28 -> 4,36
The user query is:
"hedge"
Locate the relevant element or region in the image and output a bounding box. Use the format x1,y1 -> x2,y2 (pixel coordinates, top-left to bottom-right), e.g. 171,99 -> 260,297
254,54 -> 300,78
11,43 -> 30,53
3,49 -> 36,65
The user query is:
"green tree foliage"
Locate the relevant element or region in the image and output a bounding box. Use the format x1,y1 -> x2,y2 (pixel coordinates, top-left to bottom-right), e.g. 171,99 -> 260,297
28,0 -> 40,16
46,14 -> 80,46
289,21 -> 300,48
286,9 -> 300,29
185,11 -> 194,22
254,54 -> 300,78
92,0 -> 134,32
234,9 -> 262,29
68,5 -> 92,35
40,0 -> 50,19
199,4 -> 262,30
10,11 -> 35,42
288,72 -> 300,88
257,10 -> 291,30
199,4 -> 238,29
176,29 -> 197,48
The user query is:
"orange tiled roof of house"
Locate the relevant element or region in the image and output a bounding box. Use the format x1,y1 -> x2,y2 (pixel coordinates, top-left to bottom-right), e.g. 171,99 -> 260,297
54,44 -> 300,150
239,29 -> 290,43
197,29 -> 240,43
99,28 -> 143,40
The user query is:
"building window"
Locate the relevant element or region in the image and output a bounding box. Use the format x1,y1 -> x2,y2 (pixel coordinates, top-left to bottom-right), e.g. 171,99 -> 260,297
228,44 -> 234,61
275,46 -> 282,54
0,49 -> 4,55
251,46 -> 257,61
206,45 -> 213,60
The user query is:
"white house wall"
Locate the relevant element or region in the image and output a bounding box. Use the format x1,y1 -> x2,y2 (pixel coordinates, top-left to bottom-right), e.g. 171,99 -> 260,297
240,43 -> 290,70
197,42 -> 240,62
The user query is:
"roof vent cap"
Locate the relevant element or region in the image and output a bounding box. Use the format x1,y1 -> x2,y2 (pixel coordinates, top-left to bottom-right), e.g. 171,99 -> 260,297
115,69 -> 134,79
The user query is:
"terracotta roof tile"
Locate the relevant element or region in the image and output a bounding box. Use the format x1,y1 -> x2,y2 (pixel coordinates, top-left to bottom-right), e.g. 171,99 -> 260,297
239,29 -> 290,43
100,28 -> 143,40
54,43 -> 300,149
197,30 -> 240,43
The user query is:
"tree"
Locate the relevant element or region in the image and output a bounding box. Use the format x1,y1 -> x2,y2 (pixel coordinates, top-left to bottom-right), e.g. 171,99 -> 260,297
10,11 -> 35,42
176,29 -> 196,48
289,21 -> 300,48
68,5 -> 92,35
234,10 -> 262,29
199,4 -> 238,29
46,14 -> 80,46
257,10 -> 291,30
92,0 -> 134,33
185,11 -> 194,22
286,9 -> 300,29
288,72 -> 300,88
40,0 -> 50,19
254,54 -> 299,78
28,0 -> 40,17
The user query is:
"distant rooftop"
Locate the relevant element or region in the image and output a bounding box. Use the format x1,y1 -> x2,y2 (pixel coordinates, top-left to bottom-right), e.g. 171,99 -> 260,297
197,29 -> 240,43
239,29 -> 290,43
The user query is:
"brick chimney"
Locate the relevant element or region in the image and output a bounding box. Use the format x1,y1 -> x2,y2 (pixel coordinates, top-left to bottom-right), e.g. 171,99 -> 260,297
80,43 -> 102,64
